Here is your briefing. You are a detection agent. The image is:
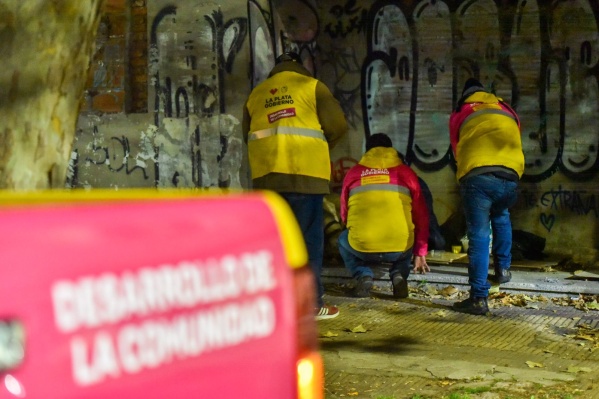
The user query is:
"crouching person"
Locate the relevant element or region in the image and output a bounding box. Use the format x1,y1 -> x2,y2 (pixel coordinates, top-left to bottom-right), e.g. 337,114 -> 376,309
338,133 -> 430,298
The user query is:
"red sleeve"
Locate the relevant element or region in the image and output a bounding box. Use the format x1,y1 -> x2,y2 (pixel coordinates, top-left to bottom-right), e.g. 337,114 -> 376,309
339,167 -> 353,224
401,166 -> 429,256
449,108 -> 466,157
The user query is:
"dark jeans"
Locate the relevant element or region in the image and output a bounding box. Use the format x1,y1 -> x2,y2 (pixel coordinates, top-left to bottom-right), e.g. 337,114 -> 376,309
337,229 -> 413,281
460,174 -> 518,298
280,193 -> 325,307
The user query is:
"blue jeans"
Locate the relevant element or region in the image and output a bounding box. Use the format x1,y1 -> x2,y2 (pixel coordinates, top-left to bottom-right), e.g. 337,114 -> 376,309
460,174 -> 518,298
337,229 -> 413,281
280,193 -> 325,307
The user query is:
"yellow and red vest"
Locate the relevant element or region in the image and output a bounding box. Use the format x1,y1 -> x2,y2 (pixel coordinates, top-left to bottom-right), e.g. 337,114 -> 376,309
246,71 -> 331,180
449,92 -> 524,181
340,148 -> 429,255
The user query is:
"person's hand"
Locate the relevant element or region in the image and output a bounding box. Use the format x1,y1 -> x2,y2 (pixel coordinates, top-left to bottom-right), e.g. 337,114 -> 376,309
412,255 -> 430,274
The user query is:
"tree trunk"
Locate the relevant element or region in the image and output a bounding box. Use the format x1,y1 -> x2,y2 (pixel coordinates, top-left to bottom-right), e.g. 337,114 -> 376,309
0,0 -> 105,189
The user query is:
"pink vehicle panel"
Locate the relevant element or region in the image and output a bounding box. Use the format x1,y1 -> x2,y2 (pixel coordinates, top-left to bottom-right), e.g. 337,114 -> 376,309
0,194 -> 301,398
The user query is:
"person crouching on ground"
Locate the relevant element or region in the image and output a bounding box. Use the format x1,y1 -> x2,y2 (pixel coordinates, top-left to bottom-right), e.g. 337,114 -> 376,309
337,133 -> 430,298
448,78 -> 524,315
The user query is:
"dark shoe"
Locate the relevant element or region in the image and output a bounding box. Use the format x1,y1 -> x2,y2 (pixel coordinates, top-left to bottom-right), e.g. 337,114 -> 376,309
353,276 -> 373,297
492,267 -> 512,284
452,296 -> 489,315
391,274 -> 409,298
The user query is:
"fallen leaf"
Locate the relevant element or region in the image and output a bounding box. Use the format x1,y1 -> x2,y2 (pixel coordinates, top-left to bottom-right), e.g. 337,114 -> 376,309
438,286 -> 458,297
432,310 -> 447,317
423,285 -> 438,296
347,392 -> 358,396
321,331 -> 339,338
587,301 -> 599,310
567,366 -> 592,373
438,380 -> 455,386
348,324 -> 368,333
526,361 -> 544,368
574,334 -> 596,341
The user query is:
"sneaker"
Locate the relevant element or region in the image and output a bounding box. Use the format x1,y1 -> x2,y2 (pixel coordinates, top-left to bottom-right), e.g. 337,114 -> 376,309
491,266 -> 512,284
353,276 -> 373,297
452,296 -> 489,315
391,274 -> 409,298
315,305 -> 339,320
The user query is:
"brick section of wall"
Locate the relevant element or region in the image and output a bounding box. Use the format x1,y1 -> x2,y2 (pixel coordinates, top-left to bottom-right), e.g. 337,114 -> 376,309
130,0 -> 148,113
82,0 -> 128,114
80,0 -> 148,114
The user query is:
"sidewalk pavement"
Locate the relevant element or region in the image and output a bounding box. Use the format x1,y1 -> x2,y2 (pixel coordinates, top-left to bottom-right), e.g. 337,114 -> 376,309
322,258 -> 599,297
319,259 -> 599,399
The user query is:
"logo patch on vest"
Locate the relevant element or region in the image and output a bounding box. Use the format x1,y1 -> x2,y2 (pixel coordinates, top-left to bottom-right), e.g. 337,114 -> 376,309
361,175 -> 390,185
360,168 -> 390,185
268,108 -> 296,123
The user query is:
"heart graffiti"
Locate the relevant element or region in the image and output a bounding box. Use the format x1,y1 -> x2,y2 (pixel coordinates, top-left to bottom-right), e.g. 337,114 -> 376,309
540,213 -> 555,232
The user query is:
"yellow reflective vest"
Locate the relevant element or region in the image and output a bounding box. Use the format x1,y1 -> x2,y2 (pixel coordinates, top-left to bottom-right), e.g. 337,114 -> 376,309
246,71 -> 331,180
449,92 -> 524,181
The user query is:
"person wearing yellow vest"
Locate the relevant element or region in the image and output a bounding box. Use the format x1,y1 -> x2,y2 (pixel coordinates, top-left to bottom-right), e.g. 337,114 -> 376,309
243,52 -> 347,320
449,78 -> 525,315
338,133 -> 430,298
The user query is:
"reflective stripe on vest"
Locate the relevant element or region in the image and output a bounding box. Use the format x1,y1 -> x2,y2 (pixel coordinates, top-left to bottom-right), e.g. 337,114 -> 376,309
349,183 -> 410,197
249,126 -> 326,141
460,108 -> 517,131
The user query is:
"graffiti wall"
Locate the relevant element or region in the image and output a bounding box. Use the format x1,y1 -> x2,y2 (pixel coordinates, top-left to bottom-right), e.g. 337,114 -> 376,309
71,0 -> 598,261
72,0 -> 250,189
315,0 -> 599,261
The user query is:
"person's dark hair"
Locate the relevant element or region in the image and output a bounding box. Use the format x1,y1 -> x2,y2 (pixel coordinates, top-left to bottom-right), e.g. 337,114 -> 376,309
455,78 -> 486,112
275,52 -> 302,65
365,133 -> 393,152
461,78 -> 486,98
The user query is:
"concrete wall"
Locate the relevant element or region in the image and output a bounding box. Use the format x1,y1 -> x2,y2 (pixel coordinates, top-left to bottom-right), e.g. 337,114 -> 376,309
71,0 -> 599,264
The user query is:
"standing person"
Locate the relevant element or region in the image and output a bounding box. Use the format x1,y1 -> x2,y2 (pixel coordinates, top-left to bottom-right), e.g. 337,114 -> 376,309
337,133 -> 430,298
449,78 -> 525,315
243,52 -> 348,320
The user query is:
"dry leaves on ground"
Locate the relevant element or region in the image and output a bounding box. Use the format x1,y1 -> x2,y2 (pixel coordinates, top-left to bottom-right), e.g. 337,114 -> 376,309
526,360 -> 544,368
346,324 -> 368,333
551,294 -> 599,311
489,292 -> 548,308
414,284 -> 461,299
566,366 -> 592,373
